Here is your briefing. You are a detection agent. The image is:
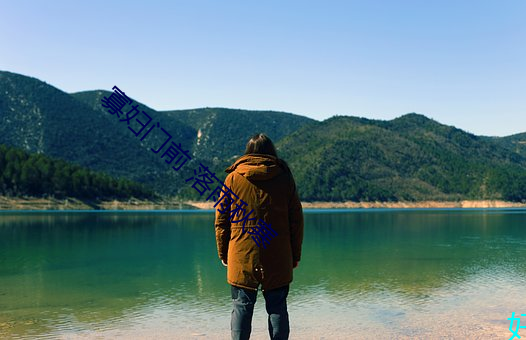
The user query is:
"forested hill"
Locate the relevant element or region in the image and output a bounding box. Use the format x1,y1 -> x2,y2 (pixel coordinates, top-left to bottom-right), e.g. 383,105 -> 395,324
72,91 -> 315,161
278,115 -> 526,201
0,71 -> 195,196
1,70 -> 525,202
0,71 -> 314,197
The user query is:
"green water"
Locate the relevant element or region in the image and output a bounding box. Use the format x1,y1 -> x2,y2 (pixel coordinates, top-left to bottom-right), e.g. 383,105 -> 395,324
1,209 -> 525,339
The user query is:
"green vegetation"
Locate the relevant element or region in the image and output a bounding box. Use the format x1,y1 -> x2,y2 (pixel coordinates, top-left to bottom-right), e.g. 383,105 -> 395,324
0,144 -> 154,199
161,107 -> 315,160
0,71 -> 198,196
1,71 -> 526,202
279,114 -> 526,202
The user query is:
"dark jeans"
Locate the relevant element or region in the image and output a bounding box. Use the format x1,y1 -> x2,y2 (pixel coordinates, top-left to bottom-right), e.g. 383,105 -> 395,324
231,285 -> 290,340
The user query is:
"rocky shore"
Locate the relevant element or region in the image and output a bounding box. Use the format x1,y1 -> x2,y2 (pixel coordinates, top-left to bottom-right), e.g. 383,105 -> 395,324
1,196 -> 525,211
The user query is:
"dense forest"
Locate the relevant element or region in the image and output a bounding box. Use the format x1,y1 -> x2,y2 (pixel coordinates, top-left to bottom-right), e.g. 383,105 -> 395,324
0,144 -> 154,199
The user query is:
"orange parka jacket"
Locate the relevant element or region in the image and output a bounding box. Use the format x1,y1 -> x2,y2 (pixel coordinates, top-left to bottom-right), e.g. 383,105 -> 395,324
215,154 -> 304,291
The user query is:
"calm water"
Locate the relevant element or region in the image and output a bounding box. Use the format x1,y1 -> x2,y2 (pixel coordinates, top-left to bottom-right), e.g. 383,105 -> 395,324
1,209 -> 525,339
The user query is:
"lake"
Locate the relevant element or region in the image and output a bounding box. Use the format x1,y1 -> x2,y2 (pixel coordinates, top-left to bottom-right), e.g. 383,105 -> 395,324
1,209 -> 525,339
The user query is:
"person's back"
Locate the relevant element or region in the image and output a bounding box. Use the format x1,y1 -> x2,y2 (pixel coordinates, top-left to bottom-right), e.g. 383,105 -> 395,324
215,133 -> 304,340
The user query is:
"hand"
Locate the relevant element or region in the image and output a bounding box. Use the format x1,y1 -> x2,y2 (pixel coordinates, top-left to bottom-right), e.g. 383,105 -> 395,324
221,259 -> 228,267
293,260 -> 299,269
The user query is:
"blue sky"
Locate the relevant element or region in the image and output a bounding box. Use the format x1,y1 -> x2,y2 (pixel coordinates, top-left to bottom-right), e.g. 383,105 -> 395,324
1,0 -> 524,136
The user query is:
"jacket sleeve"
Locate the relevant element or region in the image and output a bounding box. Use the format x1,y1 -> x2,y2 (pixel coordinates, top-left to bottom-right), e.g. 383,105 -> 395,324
288,174 -> 304,262
215,173 -> 232,262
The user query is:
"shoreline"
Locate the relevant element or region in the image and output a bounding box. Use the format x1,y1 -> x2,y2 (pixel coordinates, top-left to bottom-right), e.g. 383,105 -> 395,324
1,196 -> 525,211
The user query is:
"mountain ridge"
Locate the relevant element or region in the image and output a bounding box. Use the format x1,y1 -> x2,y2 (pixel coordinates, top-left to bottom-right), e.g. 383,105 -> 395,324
1,70 -> 525,202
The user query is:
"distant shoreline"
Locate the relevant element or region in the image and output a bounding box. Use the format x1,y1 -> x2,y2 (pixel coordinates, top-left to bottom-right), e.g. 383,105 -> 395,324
1,196 -> 525,211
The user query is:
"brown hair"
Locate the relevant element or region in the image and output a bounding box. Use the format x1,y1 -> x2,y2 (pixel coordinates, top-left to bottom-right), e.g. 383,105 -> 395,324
244,133 -> 277,157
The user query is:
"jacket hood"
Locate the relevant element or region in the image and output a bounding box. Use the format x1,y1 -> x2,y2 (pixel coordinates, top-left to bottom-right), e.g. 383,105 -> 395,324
225,154 -> 288,181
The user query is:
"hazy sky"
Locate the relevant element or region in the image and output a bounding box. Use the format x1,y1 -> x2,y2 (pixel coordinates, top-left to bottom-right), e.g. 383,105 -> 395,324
1,1 -> 524,136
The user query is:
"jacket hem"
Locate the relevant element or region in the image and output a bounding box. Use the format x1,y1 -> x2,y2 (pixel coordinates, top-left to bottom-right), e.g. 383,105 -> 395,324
228,280 -> 259,291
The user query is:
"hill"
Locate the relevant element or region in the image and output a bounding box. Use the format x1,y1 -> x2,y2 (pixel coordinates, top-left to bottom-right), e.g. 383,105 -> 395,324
0,71 -> 198,196
162,107 -> 315,162
1,70 -> 525,202
72,91 -> 315,163
0,71 -> 314,197
278,114 -> 526,201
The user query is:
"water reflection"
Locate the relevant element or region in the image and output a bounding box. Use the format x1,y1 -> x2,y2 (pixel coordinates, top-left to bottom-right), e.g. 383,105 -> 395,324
0,210 -> 525,338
